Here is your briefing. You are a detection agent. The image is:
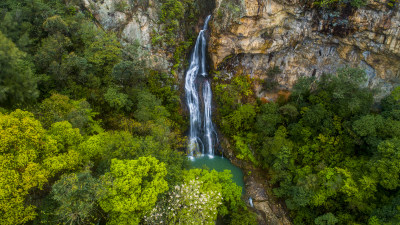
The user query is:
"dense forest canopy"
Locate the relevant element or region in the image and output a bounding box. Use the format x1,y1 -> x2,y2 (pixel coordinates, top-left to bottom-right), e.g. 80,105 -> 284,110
1,0 -> 400,224
0,0 -> 254,224
213,67 -> 400,224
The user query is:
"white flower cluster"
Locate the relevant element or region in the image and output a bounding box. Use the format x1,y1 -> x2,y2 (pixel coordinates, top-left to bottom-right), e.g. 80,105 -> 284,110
144,179 -> 222,224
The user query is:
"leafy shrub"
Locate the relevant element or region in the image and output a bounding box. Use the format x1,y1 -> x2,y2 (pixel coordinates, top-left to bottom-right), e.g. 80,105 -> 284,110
114,0 -> 129,12
263,66 -> 281,92
104,86 -> 133,111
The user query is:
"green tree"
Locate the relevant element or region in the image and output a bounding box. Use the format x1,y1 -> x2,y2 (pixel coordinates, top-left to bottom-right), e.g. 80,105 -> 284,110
222,104 -> 256,136
98,157 -> 168,225
51,171 -> 101,224
43,15 -> 69,35
79,130 -> 186,184
34,34 -> 71,74
37,93 -> 102,135
182,169 -> 247,222
84,33 -> 122,77
0,110 -> 81,224
369,139 -> 400,190
112,61 -> 145,87
315,213 -> 339,225
255,103 -> 282,136
0,31 -> 38,106
104,86 -> 133,112
134,90 -> 170,122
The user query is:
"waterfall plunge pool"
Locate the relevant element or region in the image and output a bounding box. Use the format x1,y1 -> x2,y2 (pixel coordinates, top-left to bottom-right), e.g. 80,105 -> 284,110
189,155 -> 245,194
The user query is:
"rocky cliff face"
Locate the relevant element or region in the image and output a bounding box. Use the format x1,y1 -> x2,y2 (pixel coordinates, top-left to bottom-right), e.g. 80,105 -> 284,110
81,0 -> 214,75
209,0 -> 400,100
82,0 -> 173,71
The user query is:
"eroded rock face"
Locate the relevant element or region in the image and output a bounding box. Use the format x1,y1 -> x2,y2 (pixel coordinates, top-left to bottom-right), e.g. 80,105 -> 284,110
210,0 -> 400,100
82,0 -> 171,71
245,175 -> 292,225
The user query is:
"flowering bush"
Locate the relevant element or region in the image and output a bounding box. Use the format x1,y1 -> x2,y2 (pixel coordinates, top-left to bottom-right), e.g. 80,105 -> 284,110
145,179 -> 222,224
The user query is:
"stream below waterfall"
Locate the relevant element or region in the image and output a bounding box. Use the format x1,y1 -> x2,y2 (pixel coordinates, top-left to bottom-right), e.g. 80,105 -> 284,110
184,15 -> 245,192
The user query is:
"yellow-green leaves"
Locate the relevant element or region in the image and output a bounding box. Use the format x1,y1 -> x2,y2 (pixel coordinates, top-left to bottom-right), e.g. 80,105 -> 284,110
99,157 -> 168,225
0,110 -> 82,224
85,33 -> 122,76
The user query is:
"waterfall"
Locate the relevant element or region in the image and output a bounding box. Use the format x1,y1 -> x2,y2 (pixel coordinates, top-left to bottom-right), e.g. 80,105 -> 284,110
185,15 -> 217,157
203,80 -> 218,156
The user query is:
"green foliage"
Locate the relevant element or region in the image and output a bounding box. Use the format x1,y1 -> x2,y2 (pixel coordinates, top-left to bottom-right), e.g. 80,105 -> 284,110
370,191 -> 400,224
111,41 -> 147,88
147,70 -> 184,127
214,0 -> 244,31
214,74 -> 255,117
43,15 -> 69,35
104,86 -> 133,112
147,168 -> 249,224
222,104 -> 256,135
85,33 -> 122,77
159,0 -> 185,46
99,157 -> 168,225
215,67 -> 400,225
0,1 -> 193,225
180,169 -> 247,224
37,93 -> 102,135
112,61 -> 145,87
387,0 -> 398,8
315,213 -> 339,225
292,68 -> 372,118
233,135 -> 259,165
353,115 -> 384,137
114,0 -> 130,12
255,102 -> 283,136
230,210 -> 258,225
0,31 -> 38,106
154,0 -> 199,71
369,139 -> 400,190
34,34 -> 71,74
79,128 -> 187,184
313,0 -> 366,9
0,110 -> 81,224
51,171 -> 101,224
134,90 -> 170,122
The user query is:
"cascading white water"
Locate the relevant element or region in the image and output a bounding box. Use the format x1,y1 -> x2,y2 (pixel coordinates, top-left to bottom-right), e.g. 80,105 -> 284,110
203,80 -> 217,156
185,15 -> 217,157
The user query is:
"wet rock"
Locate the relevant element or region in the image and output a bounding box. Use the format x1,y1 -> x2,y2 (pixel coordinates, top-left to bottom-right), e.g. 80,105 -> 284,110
246,176 -> 268,202
245,174 -> 292,225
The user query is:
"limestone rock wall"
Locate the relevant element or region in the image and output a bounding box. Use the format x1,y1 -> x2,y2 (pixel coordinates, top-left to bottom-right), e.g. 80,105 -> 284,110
82,0 -> 171,71
209,0 -> 400,100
